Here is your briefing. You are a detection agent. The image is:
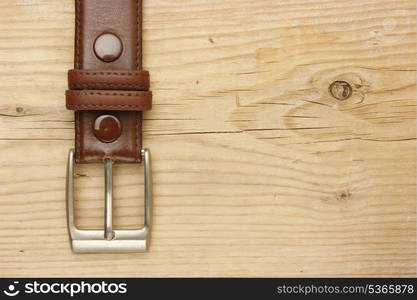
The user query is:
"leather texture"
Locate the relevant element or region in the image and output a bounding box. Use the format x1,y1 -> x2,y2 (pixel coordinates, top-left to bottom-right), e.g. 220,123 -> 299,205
69,0 -> 150,163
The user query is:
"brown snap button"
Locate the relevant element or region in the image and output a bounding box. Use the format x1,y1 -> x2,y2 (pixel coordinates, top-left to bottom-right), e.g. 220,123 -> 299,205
94,33 -> 123,63
93,115 -> 122,143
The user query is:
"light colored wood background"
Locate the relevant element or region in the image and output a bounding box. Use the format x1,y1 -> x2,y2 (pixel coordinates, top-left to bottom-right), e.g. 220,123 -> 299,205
0,0 -> 415,278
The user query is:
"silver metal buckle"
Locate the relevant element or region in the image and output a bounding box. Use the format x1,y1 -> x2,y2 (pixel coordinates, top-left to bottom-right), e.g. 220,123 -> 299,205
66,149 -> 152,253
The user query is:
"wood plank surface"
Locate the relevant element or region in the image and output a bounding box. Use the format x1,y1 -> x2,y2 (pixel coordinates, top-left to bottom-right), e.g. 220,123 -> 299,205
0,0 -> 415,277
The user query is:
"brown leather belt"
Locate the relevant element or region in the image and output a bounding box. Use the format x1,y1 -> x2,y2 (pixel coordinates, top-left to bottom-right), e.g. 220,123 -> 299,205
65,0 -> 153,253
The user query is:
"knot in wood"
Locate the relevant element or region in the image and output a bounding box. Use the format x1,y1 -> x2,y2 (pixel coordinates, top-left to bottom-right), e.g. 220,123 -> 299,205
329,81 -> 352,100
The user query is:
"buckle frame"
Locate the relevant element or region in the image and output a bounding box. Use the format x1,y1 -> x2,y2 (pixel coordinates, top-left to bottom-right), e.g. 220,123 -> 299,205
66,149 -> 152,253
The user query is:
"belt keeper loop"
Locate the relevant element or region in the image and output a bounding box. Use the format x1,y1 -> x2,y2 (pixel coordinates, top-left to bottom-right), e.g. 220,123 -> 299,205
68,69 -> 150,91
65,90 -> 152,111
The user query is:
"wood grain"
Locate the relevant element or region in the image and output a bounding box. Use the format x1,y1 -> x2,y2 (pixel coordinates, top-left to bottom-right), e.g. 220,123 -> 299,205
0,0 -> 415,277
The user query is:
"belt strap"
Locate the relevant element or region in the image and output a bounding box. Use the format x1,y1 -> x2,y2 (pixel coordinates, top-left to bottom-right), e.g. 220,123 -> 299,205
68,0 -> 152,163
65,0 -> 153,253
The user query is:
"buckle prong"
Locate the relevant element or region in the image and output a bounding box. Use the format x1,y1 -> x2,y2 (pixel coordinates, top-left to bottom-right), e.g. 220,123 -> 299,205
104,158 -> 114,241
66,149 -> 152,253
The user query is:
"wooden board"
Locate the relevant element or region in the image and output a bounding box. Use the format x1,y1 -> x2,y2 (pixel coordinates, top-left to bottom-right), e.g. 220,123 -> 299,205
0,0 -> 415,277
